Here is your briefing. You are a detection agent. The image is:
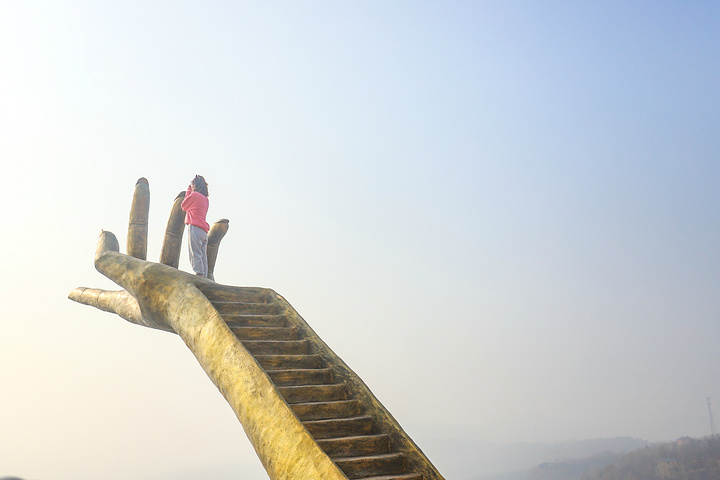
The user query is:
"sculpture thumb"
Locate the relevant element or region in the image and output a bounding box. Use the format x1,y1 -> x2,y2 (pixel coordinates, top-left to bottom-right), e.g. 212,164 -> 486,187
92,229 -> 180,331
94,230 -> 146,290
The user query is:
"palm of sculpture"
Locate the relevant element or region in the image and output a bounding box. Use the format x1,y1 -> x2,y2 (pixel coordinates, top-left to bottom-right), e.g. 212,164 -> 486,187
69,178 -> 445,480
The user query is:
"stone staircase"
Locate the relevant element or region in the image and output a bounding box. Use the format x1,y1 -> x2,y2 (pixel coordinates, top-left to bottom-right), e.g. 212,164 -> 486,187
207,295 -> 425,480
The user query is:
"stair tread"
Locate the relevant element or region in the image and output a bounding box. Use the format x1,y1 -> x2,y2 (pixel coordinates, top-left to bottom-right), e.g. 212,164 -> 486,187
213,302 -> 272,307
242,339 -> 310,356
213,301 -> 283,315
223,315 -> 289,328
213,301 -> 276,306
334,452 -> 404,462
279,383 -> 344,389
291,399 -> 362,421
242,339 -> 307,343
355,475 -> 422,480
231,325 -> 294,329
278,383 -> 347,403
292,399 -> 359,407
266,368 -> 332,374
317,433 -> 388,442
255,353 -> 318,356
304,415 -> 372,424
231,326 -> 298,339
242,339 -> 308,347
254,354 -> 324,369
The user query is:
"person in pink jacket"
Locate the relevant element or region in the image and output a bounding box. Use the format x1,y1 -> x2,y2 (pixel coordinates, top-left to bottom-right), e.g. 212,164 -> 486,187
181,175 -> 210,277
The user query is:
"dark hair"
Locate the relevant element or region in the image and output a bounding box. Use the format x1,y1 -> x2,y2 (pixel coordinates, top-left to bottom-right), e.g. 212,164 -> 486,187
193,175 -> 209,197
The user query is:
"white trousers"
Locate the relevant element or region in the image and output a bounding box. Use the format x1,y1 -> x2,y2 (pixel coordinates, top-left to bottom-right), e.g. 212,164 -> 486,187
187,224 -> 208,277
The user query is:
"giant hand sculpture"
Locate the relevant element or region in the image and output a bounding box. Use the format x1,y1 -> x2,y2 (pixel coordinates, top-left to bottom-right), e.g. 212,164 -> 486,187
69,178 -> 445,480
68,178 -> 355,479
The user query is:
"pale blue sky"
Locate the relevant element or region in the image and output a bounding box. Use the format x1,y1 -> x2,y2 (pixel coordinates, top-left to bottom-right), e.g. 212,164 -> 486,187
1,2 -> 719,480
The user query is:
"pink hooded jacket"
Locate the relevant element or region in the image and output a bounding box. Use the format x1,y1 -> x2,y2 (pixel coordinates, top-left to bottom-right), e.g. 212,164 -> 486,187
181,186 -> 210,232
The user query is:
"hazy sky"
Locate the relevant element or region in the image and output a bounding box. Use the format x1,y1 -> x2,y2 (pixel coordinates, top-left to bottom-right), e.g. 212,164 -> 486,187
2,2 -> 719,479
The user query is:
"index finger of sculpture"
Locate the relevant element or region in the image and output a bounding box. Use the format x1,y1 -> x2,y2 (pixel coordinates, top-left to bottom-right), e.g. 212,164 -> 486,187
159,190 -> 187,268
127,177 -> 150,260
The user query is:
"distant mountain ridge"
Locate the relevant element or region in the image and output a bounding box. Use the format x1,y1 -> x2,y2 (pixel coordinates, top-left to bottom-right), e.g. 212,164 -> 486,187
407,430 -> 647,480
582,436 -> 720,480
471,437 -> 648,480
462,436 -> 720,480
521,450 -> 629,480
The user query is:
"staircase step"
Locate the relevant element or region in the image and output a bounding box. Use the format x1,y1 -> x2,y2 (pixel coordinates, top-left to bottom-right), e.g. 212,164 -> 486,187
231,326 -> 298,341
212,301 -> 283,315
278,384 -> 347,404
291,399 -> 362,421
355,475 -> 423,480
317,434 -> 389,457
334,452 -> 406,479
223,314 -> 288,327
254,354 -> 324,370
199,287 -> 270,303
267,368 -> 333,386
303,416 -> 375,439
241,340 -> 309,355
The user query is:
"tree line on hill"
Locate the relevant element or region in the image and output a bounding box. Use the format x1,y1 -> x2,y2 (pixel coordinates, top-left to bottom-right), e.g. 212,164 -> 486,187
584,435 -> 720,480
522,435 -> 720,480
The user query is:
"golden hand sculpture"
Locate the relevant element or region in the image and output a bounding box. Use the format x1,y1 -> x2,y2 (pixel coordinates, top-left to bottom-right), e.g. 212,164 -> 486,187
68,178 -> 445,480
67,178 -> 354,480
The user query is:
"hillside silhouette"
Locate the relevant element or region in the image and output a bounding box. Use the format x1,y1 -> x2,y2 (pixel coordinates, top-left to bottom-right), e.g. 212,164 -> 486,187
519,436 -> 720,480
583,436 -> 720,480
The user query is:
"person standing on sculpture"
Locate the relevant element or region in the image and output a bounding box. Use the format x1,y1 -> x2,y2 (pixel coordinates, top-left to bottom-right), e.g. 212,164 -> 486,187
181,175 -> 210,277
